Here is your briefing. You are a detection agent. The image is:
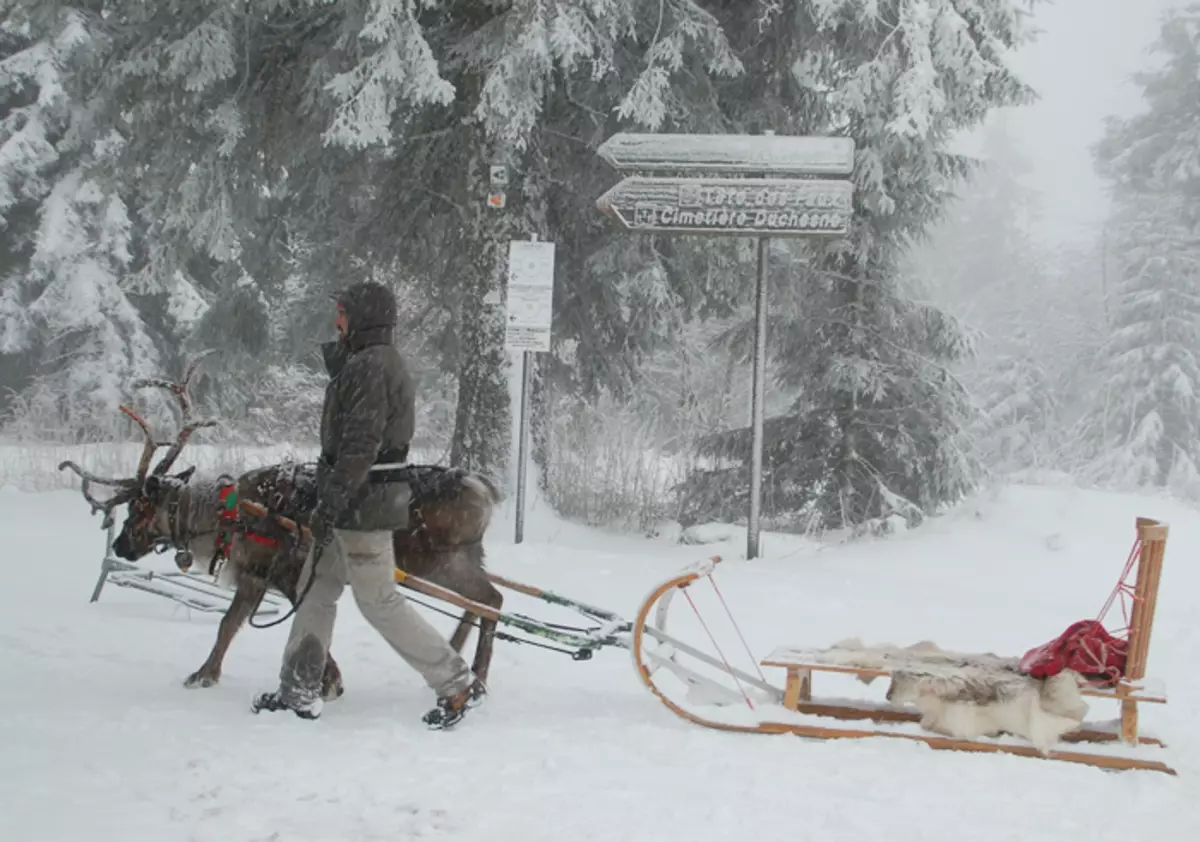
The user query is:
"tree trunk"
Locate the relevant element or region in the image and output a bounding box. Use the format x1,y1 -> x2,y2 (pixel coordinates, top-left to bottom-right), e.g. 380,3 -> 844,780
448,134 -> 516,479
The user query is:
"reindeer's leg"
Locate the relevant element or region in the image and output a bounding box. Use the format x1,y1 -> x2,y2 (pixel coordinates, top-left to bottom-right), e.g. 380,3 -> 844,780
185,576 -> 267,689
421,545 -> 503,690
395,532 -> 479,654
448,611 -> 475,652
471,582 -> 502,688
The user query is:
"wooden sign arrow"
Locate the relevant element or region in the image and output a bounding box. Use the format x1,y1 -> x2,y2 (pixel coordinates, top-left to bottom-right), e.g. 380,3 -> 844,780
596,175 -> 853,237
596,133 -> 855,176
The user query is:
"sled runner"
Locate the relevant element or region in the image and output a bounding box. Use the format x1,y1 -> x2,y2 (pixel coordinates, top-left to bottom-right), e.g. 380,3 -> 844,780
629,517 -> 1175,775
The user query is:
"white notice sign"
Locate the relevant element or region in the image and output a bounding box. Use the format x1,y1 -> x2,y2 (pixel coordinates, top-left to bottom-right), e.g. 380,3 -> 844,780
504,240 -> 555,352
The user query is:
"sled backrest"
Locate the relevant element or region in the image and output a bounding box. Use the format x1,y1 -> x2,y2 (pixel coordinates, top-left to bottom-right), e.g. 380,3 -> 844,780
1126,517 -> 1168,683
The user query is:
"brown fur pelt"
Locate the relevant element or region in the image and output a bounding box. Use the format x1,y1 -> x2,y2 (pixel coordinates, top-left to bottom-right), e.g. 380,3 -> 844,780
794,638 -> 1090,751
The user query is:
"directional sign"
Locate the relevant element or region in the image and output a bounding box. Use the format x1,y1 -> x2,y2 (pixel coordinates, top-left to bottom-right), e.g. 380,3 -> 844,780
592,129 -> 857,561
597,176 -> 853,237
597,132 -> 855,176
504,240 -> 555,352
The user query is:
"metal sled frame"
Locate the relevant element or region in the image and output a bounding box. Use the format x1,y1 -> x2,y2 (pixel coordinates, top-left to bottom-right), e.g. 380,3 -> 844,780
89,520 -> 289,617
630,519 -> 1176,775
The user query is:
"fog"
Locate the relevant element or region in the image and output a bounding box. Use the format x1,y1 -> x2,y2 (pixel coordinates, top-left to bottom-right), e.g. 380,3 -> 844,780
1006,0 -> 1179,246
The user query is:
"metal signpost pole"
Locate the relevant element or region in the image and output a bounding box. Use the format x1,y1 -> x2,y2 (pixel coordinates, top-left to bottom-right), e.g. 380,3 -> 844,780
748,233 -> 769,559
594,132 -> 855,560
515,345 -> 532,544
504,234 -> 556,545
514,236 -> 535,546
747,131 -> 772,560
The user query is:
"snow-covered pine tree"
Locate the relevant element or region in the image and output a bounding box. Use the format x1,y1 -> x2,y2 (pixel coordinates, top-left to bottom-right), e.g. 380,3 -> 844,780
111,3 -> 273,385
85,1 -> 376,439
1080,5 -> 1200,499
1080,192 -> 1200,497
679,0 -> 1042,534
18,157 -> 167,441
968,329 -> 1057,475
0,2 -> 80,415
0,3 -> 174,440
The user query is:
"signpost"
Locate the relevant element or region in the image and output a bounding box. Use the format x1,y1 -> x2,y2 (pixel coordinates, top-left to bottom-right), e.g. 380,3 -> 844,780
596,132 -> 855,175
504,237 -> 556,543
597,176 -> 852,236
595,131 -> 855,559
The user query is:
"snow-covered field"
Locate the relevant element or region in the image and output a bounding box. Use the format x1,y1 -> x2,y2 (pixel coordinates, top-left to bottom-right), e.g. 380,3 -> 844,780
2,477 -> 1198,842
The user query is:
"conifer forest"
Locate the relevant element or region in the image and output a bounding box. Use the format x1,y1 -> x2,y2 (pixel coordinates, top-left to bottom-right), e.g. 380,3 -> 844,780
3,0 -> 1198,538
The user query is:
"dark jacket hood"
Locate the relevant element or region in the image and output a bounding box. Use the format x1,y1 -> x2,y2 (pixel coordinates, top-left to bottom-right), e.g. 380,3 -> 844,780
336,280 -> 398,333
323,281 -> 399,377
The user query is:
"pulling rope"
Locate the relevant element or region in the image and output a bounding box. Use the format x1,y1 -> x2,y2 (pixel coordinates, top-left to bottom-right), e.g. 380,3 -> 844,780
707,575 -> 768,685
681,584 -> 756,711
1096,537 -> 1141,636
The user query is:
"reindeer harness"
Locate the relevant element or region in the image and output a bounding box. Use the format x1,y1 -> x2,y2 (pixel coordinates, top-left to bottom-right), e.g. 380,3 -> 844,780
210,481 -> 286,575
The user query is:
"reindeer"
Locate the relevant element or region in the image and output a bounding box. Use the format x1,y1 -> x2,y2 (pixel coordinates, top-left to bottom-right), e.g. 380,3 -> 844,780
59,353 -> 505,702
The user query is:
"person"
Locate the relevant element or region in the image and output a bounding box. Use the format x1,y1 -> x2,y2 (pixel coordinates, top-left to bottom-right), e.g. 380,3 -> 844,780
251,280 -> 482,729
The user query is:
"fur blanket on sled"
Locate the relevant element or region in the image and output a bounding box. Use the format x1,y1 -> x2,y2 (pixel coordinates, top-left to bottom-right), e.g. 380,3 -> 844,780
818,638 -> 1089,752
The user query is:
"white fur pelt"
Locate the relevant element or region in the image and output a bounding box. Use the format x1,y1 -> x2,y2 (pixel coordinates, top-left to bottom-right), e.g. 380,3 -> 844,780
809,638 -> 1089,752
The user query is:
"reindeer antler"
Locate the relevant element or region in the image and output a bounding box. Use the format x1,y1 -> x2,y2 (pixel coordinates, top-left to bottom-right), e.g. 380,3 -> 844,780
57,460 -> 141,528
59,351 -> 221,527
132,349 -> 220,477
56,402 -> 166,528
118,404 -> 162,485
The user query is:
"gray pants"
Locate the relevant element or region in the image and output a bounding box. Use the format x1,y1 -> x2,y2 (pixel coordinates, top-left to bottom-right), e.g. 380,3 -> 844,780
278,528 -> 474,706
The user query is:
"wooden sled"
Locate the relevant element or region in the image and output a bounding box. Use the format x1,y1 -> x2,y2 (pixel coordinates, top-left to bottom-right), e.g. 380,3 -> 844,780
631,517 -> 1175,775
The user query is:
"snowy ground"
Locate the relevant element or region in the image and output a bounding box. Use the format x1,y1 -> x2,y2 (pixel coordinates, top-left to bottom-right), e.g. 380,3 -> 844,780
2,478 -> 1198,841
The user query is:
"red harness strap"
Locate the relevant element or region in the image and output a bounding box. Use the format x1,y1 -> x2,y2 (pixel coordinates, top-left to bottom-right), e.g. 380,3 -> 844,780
1019,538 -> 1141,686
210,485 -> 282,574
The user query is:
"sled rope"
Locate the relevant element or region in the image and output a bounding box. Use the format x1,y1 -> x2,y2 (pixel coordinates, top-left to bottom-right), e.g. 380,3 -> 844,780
682,585 -> 755,711
1097,537 -> 1142,638
1026,535 -> 1146,690
708,575 -> 767,685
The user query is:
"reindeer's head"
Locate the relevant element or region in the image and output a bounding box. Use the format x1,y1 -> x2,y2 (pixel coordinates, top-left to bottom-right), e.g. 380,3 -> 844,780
59,352 -> 219,569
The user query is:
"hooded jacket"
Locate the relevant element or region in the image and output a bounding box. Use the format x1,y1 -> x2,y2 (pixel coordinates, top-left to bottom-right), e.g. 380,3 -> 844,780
316,281 -> 415,522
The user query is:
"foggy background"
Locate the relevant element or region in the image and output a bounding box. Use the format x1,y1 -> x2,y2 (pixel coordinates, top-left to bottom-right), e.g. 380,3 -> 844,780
1005,0 -> 1178,246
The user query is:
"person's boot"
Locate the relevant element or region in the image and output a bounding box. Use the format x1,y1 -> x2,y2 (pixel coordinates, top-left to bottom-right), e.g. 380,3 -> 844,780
251,634 -> 325,720
422,679 -> 486,730
250,689 -> 323,720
